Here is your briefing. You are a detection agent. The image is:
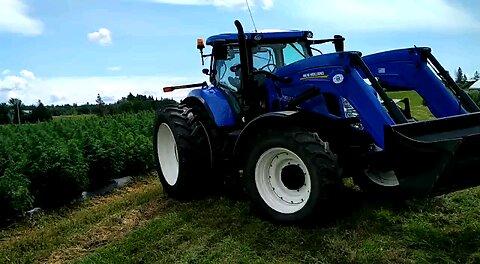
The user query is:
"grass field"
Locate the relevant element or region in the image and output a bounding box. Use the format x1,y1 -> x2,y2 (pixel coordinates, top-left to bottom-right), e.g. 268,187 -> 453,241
2,174 -> 480,264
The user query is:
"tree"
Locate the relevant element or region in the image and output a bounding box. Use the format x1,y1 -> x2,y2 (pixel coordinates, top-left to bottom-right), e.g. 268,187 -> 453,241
30,100 -> 52,122
474,71 -> 480,81
95,93 -> 107,116
0,103 -> 9,124
455,67 -> 464,83
8,98 -> 24,124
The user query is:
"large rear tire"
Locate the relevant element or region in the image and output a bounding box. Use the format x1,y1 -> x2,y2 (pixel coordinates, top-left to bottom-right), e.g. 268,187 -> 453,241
244,129 -> 341,223
153,104 -> 211,199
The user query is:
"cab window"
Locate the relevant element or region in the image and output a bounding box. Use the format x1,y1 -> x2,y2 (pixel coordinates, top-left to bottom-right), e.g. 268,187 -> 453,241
283,42 -> 309,66
214,47 -> 241,92
252,46 -> 277,72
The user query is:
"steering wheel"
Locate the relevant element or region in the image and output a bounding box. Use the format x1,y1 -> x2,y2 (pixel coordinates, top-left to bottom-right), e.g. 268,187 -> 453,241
258,63 -> 277,73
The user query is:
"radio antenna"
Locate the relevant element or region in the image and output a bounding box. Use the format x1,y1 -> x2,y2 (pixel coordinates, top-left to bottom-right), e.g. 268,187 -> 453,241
245,0 -> 258,32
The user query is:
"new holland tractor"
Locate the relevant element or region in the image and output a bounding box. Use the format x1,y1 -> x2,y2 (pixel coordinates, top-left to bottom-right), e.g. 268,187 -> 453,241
154,20 -> 480,223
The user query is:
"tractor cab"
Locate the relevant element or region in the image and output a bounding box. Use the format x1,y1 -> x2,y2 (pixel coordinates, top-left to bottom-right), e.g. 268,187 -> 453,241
206,31 -> 312,91
199,28 -> 344,121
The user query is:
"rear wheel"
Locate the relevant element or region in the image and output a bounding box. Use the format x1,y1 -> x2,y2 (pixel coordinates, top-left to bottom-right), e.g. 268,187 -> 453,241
153,104 -> 211,199
244,129 -> 341,223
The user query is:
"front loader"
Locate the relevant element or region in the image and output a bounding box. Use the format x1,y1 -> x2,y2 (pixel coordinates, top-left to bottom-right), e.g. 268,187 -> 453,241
153,20 -> 480,223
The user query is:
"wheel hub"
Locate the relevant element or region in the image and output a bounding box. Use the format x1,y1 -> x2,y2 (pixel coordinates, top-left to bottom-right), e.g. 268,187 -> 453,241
281,165 -> 305,191
255,148 -> 311,214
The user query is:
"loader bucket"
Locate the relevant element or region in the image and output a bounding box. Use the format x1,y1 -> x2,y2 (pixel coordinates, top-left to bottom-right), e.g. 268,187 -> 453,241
383,112 -> 480,196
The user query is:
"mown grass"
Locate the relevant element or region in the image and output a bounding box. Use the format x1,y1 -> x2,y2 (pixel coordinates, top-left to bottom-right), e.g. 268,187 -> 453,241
0,175 -> 165,264
75,186 -> 480,264
387,91 -> 435,120
2,173 -> 480,264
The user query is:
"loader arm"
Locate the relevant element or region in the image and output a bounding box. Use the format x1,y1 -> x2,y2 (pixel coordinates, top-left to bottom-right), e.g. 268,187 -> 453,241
362,47 -> 480,117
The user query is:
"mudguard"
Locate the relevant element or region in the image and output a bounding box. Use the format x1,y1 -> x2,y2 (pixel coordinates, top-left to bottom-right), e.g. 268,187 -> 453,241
233,111 -> 303,165
184,87 -> 237,127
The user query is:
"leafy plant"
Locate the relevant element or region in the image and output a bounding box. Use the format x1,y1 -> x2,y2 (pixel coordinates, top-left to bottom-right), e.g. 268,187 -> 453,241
0,169 -> 33,220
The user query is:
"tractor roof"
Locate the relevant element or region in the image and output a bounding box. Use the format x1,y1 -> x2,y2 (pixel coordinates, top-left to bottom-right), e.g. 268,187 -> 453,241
206,30 -> 313,46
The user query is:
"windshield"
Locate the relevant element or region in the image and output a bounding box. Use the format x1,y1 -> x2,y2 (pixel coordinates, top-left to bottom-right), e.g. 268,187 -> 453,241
283,42 -> 309,65
213,41 -> 310,91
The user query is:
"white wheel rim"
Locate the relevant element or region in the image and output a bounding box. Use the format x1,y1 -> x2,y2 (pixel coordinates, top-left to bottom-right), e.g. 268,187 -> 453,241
255,147 -> 311,214
157,123 -> 179,186
364,169 -> 399,187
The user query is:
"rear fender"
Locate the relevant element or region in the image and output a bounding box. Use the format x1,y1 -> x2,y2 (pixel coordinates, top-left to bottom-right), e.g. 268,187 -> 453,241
183,87 -> 237,127
233,111 -> 318,167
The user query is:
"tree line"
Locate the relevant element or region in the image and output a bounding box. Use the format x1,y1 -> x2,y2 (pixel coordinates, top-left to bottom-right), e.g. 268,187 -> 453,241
0,99 -> 52,125
0,93 -> 177,125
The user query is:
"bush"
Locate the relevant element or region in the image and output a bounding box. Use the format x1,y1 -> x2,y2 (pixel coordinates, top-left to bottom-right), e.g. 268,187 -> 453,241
467,90 -> 480,107
26,141 -> 88,207
122,134 -> 154,176
0,169 -> 33,220
84,137 -> 124,189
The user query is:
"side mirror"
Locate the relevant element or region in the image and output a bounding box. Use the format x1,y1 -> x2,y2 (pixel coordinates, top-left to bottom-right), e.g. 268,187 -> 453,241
333,35 -> 345,52
202,69 -> 209,75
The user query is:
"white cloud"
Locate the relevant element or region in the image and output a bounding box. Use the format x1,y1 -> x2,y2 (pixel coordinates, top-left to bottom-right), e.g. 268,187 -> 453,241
145,0 -> 274,10
298,0 -> 480,32
19,69 -> 35,81
0,0 -> 43,35
0,70 -> 34,92
0,75 -> 29,91
107,66 -> 122,72
88,28 -> 112,46
1,70 -> 11,75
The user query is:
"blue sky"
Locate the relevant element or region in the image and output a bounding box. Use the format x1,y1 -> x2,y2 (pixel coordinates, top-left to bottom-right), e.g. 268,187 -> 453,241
0,0 -> 479,105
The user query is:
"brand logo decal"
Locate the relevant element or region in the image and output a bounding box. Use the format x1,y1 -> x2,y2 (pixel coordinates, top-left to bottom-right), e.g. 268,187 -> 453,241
300,71 -> 328,80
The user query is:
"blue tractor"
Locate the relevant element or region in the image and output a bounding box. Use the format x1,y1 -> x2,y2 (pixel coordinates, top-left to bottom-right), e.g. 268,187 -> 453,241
154,20 -> 480,223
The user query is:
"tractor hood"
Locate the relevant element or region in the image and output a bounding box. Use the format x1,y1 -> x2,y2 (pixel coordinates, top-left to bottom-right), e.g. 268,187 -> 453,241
275,52 -> 359,78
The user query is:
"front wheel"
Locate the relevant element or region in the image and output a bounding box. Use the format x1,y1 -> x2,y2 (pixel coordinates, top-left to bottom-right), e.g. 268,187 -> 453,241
244,129 -> 341,223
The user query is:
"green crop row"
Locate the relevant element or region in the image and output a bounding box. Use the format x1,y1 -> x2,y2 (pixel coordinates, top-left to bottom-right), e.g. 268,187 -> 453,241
0,111 -> 155,221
